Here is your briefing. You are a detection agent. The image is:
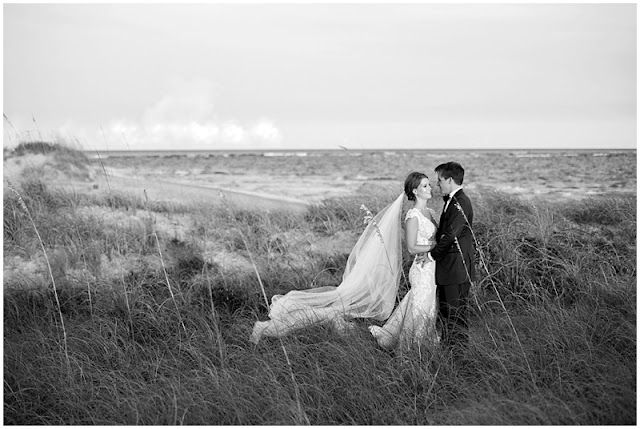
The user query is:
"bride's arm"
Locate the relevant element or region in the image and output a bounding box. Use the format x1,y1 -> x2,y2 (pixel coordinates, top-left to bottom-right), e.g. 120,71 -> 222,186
405,217 -> 436,255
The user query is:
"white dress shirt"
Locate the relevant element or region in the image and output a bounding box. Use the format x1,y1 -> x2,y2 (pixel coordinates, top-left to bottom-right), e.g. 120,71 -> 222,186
444,186 -> 463,212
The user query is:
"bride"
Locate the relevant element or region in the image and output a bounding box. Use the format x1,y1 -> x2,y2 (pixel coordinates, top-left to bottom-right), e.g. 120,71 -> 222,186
249,172 -> 439,348
369,172 -> 439,349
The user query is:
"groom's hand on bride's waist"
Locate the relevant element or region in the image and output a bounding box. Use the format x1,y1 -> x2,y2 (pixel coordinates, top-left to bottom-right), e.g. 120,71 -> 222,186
415,253 -> 434,268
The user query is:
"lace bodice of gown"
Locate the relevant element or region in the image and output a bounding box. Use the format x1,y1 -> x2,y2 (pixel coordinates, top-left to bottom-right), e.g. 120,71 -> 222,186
405,208 -> 437,245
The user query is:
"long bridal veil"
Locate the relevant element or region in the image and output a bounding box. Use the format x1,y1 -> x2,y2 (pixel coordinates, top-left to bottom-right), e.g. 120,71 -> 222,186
250,193 -> 405,344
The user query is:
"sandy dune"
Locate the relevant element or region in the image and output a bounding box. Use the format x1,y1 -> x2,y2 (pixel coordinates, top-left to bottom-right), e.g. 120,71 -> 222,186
3,153 -> 313,212
98,170 -> 312,212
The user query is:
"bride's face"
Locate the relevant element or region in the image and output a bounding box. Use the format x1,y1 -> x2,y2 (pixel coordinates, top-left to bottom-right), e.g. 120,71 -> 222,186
414,178 -> 432,201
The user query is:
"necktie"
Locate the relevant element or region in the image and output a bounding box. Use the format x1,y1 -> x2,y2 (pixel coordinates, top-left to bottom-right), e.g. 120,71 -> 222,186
442,195 -> 450,203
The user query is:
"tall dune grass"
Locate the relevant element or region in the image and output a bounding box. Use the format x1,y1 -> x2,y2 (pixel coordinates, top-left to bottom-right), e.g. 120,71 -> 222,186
3,155 -> 636,424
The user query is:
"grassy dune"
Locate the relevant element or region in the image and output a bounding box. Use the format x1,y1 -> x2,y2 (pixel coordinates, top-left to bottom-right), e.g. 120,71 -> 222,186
3,143 -> 636,424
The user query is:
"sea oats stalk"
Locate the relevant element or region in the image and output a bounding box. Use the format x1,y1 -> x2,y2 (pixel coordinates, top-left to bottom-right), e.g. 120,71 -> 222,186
31,114 -> 43,141
120,272 -> 134,334
219,191 -> 310,425
82,254 -> 94,318
144,190 -> 187,335
204,267 -> 226,367
94,149 -> 112,193
7,179 -> 70,371
453,200 -> 537,390
3,113 -> 18,146
97,126 -> 113,192
360,203 -> 394,270
75,229 -> 94,319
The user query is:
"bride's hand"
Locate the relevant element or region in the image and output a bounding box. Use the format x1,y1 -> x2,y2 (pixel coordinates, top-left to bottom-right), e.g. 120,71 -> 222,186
416,254 -> 427,267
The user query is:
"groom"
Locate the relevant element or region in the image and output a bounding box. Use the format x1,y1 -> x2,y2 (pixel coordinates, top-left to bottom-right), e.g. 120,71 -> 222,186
427,162 -> 475,350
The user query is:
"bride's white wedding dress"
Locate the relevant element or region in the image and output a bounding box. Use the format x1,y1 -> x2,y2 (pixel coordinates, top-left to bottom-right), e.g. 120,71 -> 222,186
250,194 -> 406,344
369,208 -> 439,350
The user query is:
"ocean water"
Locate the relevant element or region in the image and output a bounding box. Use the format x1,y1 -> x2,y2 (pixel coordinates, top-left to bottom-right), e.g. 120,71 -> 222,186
92,148 -> 636,201
86,148 -> 634,159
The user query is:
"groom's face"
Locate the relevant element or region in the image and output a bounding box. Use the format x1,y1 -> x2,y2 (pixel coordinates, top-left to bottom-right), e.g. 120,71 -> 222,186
437,174 -> 453,195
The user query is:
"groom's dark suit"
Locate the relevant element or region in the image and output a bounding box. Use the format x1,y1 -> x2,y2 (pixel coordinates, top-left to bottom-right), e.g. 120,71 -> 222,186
430,189 -> 475,347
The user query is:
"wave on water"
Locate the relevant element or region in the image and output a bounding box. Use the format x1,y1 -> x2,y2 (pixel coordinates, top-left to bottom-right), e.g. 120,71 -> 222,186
514,153 -> 553,158
84,148 -> 635,160
264,152 -> 308,157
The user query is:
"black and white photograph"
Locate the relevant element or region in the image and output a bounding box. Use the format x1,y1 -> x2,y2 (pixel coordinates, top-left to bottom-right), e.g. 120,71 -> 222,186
3,2 -> 636,425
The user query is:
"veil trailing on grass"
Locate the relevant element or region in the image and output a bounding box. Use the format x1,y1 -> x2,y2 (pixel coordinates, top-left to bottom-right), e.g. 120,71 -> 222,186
249,193 -> 405,344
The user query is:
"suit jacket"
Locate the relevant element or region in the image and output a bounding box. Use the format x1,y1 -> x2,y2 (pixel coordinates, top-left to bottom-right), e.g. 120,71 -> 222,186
431,189 -> 475,286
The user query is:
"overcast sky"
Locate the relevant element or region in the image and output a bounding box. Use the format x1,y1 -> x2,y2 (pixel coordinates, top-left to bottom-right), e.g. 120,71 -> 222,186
3,2 -> 637,151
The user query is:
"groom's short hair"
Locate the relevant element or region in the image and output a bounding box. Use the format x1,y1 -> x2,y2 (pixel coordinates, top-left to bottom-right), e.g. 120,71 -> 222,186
435,162 -> 465,185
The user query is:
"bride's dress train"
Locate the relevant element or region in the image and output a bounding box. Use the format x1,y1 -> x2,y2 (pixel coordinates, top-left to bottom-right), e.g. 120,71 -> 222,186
250,194 -> 405,344
369,208 -> 439,350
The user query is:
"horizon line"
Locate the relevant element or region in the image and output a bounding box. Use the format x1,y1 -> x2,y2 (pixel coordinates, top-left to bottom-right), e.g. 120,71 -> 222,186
81,147 -> 637,152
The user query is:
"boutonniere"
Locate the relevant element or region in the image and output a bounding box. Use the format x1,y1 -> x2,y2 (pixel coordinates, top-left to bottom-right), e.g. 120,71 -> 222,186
454,201 -> 472,227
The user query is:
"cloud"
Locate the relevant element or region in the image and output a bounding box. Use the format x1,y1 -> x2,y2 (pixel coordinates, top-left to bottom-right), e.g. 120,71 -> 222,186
221,122 -> 245,143
97,79 -> 283,150
252,119 -> 282,143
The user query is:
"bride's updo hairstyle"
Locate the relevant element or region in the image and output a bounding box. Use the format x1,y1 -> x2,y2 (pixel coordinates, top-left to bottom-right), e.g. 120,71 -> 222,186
404,172 -> 428,201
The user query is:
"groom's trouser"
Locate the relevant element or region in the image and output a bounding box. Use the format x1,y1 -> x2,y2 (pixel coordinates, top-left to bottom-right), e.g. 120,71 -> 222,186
437,282 -> 471,347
